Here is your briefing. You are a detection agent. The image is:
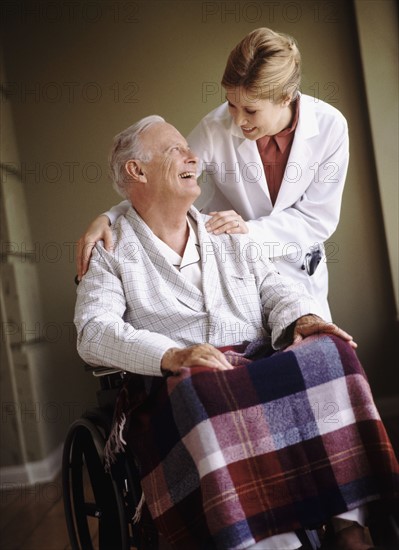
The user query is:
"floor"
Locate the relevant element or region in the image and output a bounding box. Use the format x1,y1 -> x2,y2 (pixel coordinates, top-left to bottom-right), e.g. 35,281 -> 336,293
0,474 -> 71,550
1,416 -> 398,550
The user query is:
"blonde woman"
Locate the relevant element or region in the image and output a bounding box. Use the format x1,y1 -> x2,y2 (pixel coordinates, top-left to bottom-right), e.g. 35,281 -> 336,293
77,27 -> 349,322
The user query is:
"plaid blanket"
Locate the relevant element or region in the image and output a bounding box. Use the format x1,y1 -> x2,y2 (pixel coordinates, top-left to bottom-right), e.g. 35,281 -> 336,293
105,335 -> 399,550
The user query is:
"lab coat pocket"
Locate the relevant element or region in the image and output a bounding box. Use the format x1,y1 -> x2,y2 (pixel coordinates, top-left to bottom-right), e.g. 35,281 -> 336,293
269,249 -> 301,275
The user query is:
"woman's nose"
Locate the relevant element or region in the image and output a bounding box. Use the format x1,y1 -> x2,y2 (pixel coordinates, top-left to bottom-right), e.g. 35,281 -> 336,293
233,111 -> 248,127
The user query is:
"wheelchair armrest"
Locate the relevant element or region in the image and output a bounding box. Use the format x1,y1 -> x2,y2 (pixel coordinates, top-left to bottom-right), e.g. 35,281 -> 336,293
92,367 -> 124,378
83,363 -> 127,400
83,363 -> 125,378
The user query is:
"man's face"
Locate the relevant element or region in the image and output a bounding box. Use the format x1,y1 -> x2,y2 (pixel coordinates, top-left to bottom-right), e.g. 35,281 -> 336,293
139,123 -> 201,205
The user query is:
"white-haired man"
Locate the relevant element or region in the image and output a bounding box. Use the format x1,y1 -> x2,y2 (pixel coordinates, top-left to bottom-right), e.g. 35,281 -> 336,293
74,116 -> 398,550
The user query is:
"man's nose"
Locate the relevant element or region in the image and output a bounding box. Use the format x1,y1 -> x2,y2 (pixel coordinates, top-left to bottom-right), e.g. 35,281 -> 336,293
186,149 -> 198,164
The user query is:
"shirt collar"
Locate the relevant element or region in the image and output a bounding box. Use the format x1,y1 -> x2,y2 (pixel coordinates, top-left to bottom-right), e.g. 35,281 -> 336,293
151,217 -> 200,269
257,97 -> 300,153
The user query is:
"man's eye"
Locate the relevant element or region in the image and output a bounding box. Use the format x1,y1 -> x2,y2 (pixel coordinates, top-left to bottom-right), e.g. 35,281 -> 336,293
246,110 -> 256,115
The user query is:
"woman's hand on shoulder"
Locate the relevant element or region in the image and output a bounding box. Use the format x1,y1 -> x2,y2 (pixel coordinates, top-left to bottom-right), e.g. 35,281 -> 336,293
76,214 -> 113,280
205,210 -> 249,235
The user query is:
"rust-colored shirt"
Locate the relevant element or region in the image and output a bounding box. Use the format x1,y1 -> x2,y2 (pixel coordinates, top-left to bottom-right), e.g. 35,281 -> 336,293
256,99 -> 300,205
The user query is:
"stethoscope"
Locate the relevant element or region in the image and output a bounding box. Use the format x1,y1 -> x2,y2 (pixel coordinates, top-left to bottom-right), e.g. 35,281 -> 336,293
301,244 -> 323,276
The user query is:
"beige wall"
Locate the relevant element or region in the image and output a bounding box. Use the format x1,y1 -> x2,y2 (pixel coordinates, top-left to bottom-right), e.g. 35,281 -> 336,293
1,0 -> 397,477
354,0 -> 399,316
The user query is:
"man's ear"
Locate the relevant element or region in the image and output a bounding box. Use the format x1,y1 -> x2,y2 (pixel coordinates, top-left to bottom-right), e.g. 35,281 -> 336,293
125,160 -> 146,181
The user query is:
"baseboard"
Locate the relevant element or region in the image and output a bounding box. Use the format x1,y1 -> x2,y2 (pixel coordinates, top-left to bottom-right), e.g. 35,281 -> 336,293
0,443 -> 62,487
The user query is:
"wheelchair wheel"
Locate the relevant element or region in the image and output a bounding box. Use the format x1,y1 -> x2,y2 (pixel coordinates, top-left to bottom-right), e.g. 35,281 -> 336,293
62,408 -> 131,550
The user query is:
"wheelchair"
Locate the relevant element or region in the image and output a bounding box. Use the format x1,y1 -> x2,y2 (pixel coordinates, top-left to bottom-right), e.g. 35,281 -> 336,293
62,365 -> 399,550
62,366 -> 161,550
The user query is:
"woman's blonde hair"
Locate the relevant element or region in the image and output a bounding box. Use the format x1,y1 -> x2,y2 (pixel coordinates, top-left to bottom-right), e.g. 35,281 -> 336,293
221,27 -> 301,104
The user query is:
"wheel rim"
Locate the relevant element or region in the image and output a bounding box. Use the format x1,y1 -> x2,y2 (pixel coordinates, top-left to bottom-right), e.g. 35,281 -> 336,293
62,417 -> 129,549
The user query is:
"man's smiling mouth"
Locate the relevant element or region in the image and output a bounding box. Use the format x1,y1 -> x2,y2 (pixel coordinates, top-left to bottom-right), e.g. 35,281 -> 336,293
179,171 -> 196,179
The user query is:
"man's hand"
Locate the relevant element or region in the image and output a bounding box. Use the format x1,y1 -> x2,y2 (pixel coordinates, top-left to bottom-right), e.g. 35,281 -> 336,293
161,344 -> 234,375
76,215 -> 113,280
205,210 -> 249,235
292,314 -> 357,349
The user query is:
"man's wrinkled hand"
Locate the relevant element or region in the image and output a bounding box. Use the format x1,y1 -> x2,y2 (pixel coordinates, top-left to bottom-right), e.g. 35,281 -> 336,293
161,344 -> 234,375
292,314 -> 357,349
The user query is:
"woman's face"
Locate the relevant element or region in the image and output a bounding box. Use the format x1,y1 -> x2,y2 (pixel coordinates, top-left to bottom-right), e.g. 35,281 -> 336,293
225,86 -> 293,140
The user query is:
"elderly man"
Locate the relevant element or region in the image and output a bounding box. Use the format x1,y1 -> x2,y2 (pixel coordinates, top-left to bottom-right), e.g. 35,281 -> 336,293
74,116 -> 398,550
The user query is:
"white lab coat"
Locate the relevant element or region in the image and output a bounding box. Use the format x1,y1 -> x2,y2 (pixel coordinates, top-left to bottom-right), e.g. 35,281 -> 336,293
106,95 -> 349,321
187,94 -> 349,321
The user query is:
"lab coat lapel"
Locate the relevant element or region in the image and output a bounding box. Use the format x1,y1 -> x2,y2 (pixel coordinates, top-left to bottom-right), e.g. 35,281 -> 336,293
126,208 -> 205,312
273,98 -> 319,213
235,135 -> 273,210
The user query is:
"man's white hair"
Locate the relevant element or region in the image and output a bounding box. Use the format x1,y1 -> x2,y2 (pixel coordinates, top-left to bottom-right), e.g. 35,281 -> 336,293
109,114 -> 166,198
